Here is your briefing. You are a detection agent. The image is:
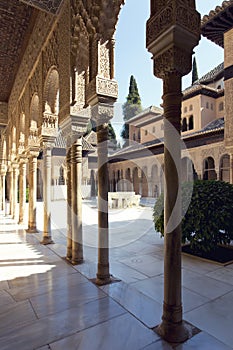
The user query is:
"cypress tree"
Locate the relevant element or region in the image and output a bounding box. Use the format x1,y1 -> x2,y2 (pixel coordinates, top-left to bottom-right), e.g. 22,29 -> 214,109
121,75 -> 142,144
192,56 -> 199,85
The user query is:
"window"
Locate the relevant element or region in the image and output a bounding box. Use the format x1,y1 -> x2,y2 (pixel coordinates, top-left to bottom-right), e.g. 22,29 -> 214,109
133,133 -> 136,141
189,115 -> 194,130
182,118 -> 187,132
219,102 -> 224,111
206,102 -> 209,109
184,106 -> 187,113
145,130 -> 148,136
211,103 -> 213,110
189,105 -> 193,111
153,126 -> 156,133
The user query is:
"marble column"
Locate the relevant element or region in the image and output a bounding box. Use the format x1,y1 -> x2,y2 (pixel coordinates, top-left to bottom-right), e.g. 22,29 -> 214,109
96,122 -> 111,285
18,160 -> 27,225
0,171 -> 5,212
12,164 -> 19,221
41,146 -> 54,245
66,147 -> 72,261
9,167 -> 14,216
71,139 -> 83,264
146,0 -> 200,343
27,153 -> 38,233
157,73 -> 187,341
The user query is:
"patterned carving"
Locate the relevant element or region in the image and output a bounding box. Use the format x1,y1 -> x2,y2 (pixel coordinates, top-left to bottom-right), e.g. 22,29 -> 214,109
99,42 -> 110,79
20,0 -> 63,15
147,2 -> 200,50
0,1 -> 33,102
86,76 -> 118,104
9,10 -> 54,115
43,30 -> 59,83
91,102 -> 114,125
153,48 -> 192,78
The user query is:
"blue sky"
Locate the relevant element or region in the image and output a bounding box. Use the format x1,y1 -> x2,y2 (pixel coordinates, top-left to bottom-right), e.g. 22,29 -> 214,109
112,0 -> 224,138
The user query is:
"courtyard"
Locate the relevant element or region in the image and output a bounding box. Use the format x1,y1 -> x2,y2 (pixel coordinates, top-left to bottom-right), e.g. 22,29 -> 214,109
0,200 -> 233,349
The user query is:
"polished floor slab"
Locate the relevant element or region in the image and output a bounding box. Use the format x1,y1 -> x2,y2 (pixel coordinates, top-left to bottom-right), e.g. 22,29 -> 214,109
1,202 -> 233,350
49,313 -> 159,350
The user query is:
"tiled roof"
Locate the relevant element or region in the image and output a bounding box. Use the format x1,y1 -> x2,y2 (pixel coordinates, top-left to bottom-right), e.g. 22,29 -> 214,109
110,118 -> 225,158
54,130 -> 95,152
55,131 -> 66,148
201,1 -> 233,26
201,1 -> 233,47
126,105 -> 163,124
202,117 -> 224,132
195,62 -> 224,84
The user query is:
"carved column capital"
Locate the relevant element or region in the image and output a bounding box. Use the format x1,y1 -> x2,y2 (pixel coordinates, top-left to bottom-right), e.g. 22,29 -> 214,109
39,112 -> 59,148
91,102 -> 114,126
60,108 -> 90,148
146,1 -> 200,78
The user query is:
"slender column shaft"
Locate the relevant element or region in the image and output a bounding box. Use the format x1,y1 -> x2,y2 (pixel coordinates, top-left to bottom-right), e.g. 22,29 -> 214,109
13,166 -> 19,221
96,123 -> 111,284
66,147 -> 72,260
1,174 -> 6,212
27,156 -> 38,232
41,147 -> 53,244
157,74 -> 188,342
71,139 -> 83,264
9,169 -> 14,216
18,162 -> 27,224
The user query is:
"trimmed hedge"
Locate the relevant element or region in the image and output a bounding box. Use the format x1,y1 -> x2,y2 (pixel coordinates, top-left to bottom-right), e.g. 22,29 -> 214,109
153,180 -> 233,253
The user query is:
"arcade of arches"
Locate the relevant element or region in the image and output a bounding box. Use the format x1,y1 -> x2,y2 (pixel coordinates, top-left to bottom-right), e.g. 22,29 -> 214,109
1,0 -> 233,344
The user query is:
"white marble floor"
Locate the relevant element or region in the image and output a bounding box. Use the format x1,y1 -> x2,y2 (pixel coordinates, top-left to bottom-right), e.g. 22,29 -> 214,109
0,200 -> 233,349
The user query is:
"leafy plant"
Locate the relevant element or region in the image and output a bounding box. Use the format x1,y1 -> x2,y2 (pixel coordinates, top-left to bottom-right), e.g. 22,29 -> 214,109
153,180 -> 233,253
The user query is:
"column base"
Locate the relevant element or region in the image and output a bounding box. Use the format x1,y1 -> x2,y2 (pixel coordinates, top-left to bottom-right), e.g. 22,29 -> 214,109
93,274 -> 121,286
155,320 -> 189,343
18,220 -> 26,225
26,227 -> 38,233
71,258 -> 84,265
41,236 -> 54,245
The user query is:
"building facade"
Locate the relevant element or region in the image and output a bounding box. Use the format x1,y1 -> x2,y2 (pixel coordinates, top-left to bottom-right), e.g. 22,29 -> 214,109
109,61 -> 230,198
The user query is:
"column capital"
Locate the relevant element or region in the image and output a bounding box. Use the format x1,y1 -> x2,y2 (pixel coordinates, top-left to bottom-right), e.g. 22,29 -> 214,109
0,163 -> 7,176
39,111 -> 59,148
27,149 -> 40,159
91,102 -> 114,126
146,1 -> 200,78
60,109 -> 90,148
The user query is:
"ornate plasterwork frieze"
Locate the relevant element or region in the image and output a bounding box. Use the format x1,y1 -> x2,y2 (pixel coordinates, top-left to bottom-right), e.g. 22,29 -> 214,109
146,0 -> 200,79
146,1 -> 200,51
86,76 -> 118,105
20,0 -> 63,15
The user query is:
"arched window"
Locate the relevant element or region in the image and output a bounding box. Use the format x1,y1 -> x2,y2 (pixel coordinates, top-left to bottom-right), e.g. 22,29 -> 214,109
189,104 -> 193,111
220,154 -> 230,182
189,115 -> 194,130
203,157 -> 217,180
206,102 -> 209,109
182,118 -> 187,132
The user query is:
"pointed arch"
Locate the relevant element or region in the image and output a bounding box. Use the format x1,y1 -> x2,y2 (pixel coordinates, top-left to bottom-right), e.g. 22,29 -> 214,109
43,67 -> 59,115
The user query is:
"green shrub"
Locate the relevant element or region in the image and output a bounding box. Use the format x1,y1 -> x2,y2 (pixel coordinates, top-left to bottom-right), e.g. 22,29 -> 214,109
153,180 -> 233,253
